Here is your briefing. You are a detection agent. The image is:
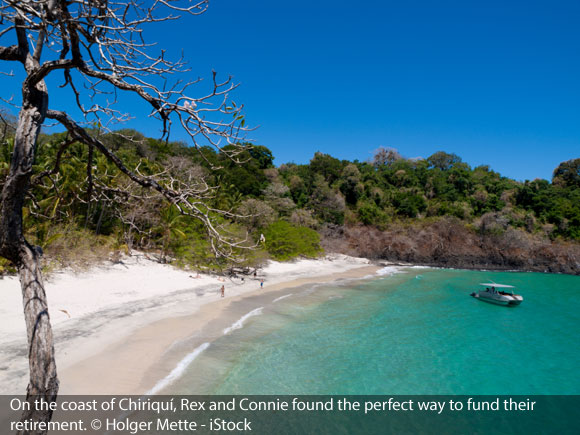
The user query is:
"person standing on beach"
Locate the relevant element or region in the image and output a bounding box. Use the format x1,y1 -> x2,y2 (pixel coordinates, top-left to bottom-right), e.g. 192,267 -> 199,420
260,279 -> 264,289
221,285 -> 225,298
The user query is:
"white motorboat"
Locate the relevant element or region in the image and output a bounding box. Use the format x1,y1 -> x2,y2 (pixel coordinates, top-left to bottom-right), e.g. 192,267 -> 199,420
470,283 -> 523,306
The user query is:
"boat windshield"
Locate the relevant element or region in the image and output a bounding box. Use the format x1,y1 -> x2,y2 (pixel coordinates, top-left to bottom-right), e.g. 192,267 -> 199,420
479,283 -> 515,294
479,283 -> 515,289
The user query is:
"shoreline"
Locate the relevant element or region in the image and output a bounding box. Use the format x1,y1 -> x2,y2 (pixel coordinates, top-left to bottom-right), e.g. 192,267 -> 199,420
0,253 -> 380,395
60,264 -> 380,395
3,254 -> 564,395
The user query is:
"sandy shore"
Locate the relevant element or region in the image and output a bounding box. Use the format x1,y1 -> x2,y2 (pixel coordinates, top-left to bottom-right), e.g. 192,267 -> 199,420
0,253 -> 381,395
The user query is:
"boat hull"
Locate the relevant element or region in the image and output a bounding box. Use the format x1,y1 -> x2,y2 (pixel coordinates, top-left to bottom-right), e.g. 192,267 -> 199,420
474,295 -> 511,306
471,292 -> 523,306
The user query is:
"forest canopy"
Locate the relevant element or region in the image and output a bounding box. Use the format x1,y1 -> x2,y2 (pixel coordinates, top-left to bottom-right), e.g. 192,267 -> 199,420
1,119 -> 579,273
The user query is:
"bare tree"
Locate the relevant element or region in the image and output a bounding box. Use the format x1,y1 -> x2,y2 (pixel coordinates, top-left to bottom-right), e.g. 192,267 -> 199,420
236,198 -> 277,232
0,0 -> 251,427
372,146 -> 401,167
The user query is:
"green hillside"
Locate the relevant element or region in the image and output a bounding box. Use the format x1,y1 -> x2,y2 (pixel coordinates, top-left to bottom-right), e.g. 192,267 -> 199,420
1,121 -> 579,274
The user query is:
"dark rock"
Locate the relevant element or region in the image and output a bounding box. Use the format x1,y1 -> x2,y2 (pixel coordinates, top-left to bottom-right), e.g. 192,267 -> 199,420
328,217 -> 580,275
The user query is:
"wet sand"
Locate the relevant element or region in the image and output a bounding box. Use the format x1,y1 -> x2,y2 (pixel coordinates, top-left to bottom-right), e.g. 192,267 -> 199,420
0,254 -> 379,394
60,265 -> 379,394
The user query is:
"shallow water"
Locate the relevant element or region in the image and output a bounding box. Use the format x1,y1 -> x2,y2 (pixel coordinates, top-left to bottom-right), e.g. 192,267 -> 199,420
163,268 -> 580,395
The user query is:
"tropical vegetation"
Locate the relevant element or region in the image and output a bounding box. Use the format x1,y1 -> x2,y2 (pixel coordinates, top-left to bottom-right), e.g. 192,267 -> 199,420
1,116 -> 579,274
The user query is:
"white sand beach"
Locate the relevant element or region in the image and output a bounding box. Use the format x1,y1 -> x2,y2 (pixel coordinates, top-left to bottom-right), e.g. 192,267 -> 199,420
0,253 -> 380,395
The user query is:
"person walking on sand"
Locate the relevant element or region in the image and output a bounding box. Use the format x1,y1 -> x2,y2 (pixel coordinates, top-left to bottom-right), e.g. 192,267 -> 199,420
221,285 -> 225,298
260,279 -> 264,289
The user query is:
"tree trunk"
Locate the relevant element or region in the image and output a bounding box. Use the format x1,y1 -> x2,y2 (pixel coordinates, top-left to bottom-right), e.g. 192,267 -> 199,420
84,144 -> 94,229
0,78 -> 59,432
95,202 -> 105,235
17,244 -> 59,432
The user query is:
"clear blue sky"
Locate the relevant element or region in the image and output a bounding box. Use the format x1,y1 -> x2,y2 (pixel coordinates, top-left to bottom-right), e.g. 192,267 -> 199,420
1,0 -> 579,181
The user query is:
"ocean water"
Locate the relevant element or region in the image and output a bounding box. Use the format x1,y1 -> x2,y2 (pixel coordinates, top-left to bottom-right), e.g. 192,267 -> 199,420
162,268 -> 580,395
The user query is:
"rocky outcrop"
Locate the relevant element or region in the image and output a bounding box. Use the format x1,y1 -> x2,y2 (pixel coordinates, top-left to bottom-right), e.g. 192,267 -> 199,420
323,217 -> 580,275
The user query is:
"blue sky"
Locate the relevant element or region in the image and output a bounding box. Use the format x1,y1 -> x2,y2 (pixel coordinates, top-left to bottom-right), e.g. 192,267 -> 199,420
1,0 -> 579,181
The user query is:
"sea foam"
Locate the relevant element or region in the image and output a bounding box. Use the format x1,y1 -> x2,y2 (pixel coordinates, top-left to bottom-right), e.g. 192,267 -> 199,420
376,266 -> 404,276
223,307 -> 264,335
145,342 -> 210,395
273,294 -> 293,303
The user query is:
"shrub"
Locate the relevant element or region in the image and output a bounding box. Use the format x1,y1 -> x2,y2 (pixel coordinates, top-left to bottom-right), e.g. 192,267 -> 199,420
357,201 -> 389,228
392,192 -> 427,218
264,221 -> 322,261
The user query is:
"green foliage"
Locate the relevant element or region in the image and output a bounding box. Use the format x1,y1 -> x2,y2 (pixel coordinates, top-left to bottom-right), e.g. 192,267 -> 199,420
2,118 -> 579,274
171,224 -> 222,270
309,152 -> 344,185
248,145 -> 274,169
212,144 -> 274,197
515,179 -> 580,239
553,158 -> 580,188
310,176 -> 346,225
0,256 -> 16,275
154,205 -> 187,262
39,224 -> 119,270
427,151 -> 462,170
357,201 -> 389,227
264,221 -> 322,261
392,192 -> 427,218
276,149 -> 579,239
339,164 -> 364,205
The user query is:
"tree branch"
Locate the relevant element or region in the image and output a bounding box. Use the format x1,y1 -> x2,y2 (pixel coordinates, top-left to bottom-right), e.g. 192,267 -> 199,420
46,109 -> 256,258
32,138 -> 74,185
47,109 -> 166,191
0,44 -> 23,61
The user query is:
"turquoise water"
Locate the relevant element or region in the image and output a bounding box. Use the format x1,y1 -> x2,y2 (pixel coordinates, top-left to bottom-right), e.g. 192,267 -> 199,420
166,268 -> 580,395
